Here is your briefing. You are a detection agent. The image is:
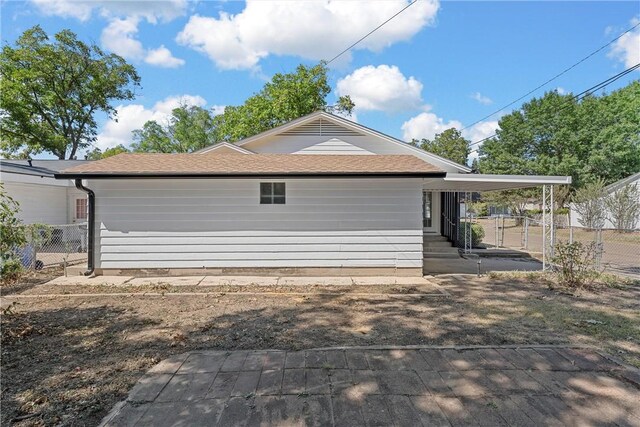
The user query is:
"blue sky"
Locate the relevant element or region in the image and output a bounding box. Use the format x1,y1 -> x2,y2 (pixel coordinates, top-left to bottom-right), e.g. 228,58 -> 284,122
1,0 -> 639,159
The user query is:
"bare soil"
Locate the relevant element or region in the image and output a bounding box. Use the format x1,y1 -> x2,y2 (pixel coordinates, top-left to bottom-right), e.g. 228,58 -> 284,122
1,272 -> 639,426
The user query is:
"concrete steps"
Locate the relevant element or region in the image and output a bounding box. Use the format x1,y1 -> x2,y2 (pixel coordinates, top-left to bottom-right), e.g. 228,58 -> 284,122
423,234 -> 460,259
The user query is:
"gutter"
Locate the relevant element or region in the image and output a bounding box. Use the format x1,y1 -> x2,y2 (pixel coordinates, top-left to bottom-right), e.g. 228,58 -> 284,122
55,172 -> 447,180
74,179 -> 95,276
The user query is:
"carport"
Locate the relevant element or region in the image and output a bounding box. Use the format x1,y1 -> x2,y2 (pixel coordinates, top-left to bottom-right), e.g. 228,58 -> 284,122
422,173 -> 572,269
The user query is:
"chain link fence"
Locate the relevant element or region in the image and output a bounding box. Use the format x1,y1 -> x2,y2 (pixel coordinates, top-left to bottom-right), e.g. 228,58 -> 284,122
460,216 -> 639,278
20,223 -> 88,270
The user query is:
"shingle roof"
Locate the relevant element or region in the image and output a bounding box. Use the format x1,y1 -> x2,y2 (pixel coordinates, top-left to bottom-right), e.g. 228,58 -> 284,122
56,153 -> 443,178
1,160 -> 90,177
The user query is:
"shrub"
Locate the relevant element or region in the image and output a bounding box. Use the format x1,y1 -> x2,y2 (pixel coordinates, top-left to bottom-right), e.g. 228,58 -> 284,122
552,241 -> 599,288
459,223 -> 485,248
0,184 -> 25,280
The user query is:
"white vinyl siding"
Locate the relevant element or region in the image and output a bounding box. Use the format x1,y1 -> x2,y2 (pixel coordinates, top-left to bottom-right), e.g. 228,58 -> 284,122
91,178 -> 423,270
292,138 -> 374,155
2,181 -> 68,225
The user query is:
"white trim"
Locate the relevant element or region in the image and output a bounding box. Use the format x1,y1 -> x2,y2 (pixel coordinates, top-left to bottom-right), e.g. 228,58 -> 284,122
444,173 -> 572,185
199,142 -> 254,154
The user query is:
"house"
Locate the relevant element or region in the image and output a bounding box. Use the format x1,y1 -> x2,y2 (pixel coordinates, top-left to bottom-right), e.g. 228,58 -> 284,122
55,111 -> 571,276
570,171 -> 640,230
1,160 -> 89,225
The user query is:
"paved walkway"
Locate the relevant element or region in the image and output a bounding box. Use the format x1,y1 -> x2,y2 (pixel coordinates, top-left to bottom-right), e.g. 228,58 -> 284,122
101,346 -> 640,426
44,275 -> 437,287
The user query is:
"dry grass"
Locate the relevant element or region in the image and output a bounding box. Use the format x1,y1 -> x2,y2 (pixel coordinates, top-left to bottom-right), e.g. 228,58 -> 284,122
1,271 -> 638,426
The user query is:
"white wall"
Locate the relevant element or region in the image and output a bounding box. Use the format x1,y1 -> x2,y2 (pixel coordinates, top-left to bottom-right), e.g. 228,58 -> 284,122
570,181 -> 640,230
90,178 -> 423,270
3,181 -> 68,225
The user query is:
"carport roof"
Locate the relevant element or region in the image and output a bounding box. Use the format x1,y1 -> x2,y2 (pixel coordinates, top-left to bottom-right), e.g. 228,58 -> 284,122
424,173 -> 572,191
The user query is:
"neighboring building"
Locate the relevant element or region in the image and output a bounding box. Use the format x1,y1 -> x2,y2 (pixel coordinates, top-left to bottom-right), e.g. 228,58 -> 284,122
1,160 -> 89,225
570,172 -> 640,230
56,111 -> 570,276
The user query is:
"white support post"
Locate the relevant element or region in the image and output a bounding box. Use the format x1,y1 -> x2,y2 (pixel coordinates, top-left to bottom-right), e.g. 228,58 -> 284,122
542,184 -> 555,271
465,192 -> 472,254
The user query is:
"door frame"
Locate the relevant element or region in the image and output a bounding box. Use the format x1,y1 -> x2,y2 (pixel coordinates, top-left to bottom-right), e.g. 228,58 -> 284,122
422,190 -> 441,233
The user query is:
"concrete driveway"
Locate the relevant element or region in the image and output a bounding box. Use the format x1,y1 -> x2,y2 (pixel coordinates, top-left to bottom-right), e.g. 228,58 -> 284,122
101,346 -> 640,427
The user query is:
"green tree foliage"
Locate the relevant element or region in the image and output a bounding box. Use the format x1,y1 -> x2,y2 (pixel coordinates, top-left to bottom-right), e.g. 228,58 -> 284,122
0,184 -> 25,278
130,63 -> 355,152
84,144 -> 129,160
412,128 -> 470,166
131,104 -> 218,153
0,26 -> 140,159
478,83 -> 640,189
215,62 -> 354,142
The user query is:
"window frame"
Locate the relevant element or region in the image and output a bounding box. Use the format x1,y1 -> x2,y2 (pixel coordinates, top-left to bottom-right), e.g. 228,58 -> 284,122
260,182 -> 286,205
75,198 -> 88,220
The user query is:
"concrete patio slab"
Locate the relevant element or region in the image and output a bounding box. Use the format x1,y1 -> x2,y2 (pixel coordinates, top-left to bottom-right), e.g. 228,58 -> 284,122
100,346 -> 640,427
44,275 -> 134,286
424,257 -> 542,275
198,276 -> 279,286
127,276 -> 205,287
276,276 -> 354,286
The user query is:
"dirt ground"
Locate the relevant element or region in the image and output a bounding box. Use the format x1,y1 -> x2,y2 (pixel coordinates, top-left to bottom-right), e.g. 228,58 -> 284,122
1,272 -> 639,426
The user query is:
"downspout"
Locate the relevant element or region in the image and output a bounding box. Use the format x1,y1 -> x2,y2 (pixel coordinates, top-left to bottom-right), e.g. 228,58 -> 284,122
75,179 -> 95,276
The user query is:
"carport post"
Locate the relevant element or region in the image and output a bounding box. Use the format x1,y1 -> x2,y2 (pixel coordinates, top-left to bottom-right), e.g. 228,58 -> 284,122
542,184 -> 555,271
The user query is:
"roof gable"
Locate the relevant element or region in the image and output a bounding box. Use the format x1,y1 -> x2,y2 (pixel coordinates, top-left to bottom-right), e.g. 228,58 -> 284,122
201,142 -> 254,155
292,138 -> 374,155
197,111 -> 471,173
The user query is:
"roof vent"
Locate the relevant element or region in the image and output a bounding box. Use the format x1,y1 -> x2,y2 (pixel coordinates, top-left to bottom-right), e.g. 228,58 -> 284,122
280,118 -> 363,137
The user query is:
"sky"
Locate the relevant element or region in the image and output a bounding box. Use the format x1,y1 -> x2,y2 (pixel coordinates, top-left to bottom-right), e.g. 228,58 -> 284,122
1,0 -> 639,159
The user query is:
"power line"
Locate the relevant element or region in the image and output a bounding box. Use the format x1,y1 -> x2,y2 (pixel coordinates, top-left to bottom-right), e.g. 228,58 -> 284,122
461,20 -> 640,132
468,62 -> 640,153
325,0 -> 418,65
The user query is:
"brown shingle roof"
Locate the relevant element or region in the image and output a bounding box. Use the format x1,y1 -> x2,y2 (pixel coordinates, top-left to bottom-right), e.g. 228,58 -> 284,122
56,153 -> 443,178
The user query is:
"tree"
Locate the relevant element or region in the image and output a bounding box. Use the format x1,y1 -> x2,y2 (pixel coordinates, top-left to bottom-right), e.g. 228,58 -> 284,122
572,179 -> 607,230
479,83 -> 640,189
85,144 -> 129,160
131,104 -> 219,153
605,183 -> 640,231
0,26 -> 140,159
413,128 -> 470,165
216,62 -> 354,141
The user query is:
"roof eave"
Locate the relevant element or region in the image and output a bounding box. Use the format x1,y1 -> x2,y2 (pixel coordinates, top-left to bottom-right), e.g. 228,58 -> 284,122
55,171 -> 446,180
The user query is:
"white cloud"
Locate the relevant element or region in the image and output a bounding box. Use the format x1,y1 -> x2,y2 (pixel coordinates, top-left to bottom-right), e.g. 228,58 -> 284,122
336,65 -> 423,112
32,0 -> 188,68
608,17 -> 640,68
177,0 -> 439,70
145,45 -> 185,68
401,110 -> 462,141
95,95 -> 206,150
100,17 -> 184,67
30,0 -> 188,23
463,120 -> 499,144
101,17 -> 145,60
401,109 -> 499,144
556,87 -> 567,95
470,92 -> 493,105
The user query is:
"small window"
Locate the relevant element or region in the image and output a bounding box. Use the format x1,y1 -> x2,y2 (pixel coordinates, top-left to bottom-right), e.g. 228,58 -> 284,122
260,182 -> 285,204
75,198 -> 87,219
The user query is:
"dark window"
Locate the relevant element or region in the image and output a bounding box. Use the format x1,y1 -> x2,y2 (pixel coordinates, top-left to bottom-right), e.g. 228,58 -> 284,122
260,182 -> 285,204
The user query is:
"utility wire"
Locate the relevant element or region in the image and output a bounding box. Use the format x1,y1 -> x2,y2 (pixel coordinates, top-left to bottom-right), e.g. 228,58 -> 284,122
325,0 -> 418,65
460,20 -> 640,132
468,62 -> 640,153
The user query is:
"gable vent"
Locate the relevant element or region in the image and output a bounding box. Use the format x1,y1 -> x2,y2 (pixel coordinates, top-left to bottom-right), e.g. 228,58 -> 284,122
280,118 -> 364,137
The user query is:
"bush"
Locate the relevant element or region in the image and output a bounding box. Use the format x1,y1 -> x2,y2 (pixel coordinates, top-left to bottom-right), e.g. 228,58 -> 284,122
459,223 -> 485,248
552,241 -> 598,288
0,184 -> 25,280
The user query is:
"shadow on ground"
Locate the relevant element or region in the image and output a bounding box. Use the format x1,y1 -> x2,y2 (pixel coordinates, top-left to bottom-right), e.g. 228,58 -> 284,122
1,276 -> 639,425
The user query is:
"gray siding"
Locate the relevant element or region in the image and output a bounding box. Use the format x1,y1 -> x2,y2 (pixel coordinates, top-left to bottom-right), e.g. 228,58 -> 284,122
92,178 -> 423,269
